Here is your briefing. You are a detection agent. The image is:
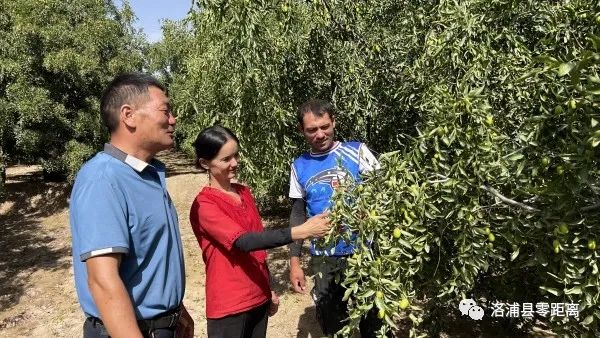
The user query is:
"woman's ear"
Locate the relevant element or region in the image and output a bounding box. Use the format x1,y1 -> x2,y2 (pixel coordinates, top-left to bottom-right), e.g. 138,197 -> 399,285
198,159 -> 209,171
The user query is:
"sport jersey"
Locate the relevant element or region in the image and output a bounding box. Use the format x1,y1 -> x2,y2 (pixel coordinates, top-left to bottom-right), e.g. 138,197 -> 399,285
289,141 -> 379,256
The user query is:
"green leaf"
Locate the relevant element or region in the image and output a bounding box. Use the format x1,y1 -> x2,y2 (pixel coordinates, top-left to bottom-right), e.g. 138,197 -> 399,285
342,286 -> 354,302
539,286 -> 562,296
361,289 -> 376,298
508,153 -> 524,161
557,62 -> 574,76
564,286 -> 582,295
510,248 -> 520,261
534,55 -> 559,65
374,297 -> 386,311
384,313 -> 398,329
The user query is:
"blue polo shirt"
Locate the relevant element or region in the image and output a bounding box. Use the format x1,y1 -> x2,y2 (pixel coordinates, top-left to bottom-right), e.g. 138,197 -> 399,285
70,143 -> 185,320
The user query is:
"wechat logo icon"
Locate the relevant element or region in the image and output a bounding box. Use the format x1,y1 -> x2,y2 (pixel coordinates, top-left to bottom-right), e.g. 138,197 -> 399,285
459,298 -> 484,320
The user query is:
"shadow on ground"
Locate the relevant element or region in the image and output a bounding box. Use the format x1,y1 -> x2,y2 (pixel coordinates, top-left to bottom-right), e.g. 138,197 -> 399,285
296,306 -> 323,338
0,150 -> 194,321
0,169 -> 71,316
433,313 -> 553,338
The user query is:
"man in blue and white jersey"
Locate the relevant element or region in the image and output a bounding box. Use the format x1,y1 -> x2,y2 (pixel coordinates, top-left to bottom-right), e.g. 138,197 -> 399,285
288,99 -> 381,337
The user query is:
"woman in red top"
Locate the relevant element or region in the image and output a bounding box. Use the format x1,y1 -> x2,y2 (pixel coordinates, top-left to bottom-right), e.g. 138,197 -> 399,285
189,125 -> 330,338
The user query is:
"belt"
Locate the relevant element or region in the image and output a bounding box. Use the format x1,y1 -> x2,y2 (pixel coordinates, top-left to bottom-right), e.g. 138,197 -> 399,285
87,306 -> 181,334
138,306 -> 181,332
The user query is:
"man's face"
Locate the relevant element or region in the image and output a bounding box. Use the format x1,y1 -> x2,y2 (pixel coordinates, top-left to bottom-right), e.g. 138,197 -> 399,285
134,86 -> 176,152
300,112 -> 335,153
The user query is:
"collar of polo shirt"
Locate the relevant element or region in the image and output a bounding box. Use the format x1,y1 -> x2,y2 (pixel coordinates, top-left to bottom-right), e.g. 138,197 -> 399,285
103,143 -> 150,172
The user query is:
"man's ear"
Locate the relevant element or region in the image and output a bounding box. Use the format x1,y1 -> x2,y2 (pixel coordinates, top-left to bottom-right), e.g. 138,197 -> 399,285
297,123 -> 304,133
120,104 -> 136,128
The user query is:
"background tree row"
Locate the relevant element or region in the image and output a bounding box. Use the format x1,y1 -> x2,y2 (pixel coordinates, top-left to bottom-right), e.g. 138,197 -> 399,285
0,0 -> 144,196
156,0 -> 600,336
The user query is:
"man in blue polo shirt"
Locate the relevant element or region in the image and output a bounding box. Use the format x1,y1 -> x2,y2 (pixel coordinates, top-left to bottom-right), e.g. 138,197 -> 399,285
69,73 -> 193,338
288,99 -> 382,337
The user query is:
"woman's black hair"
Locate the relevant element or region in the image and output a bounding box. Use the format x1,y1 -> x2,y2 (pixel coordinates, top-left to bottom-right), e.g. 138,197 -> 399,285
193,125 -> 240,172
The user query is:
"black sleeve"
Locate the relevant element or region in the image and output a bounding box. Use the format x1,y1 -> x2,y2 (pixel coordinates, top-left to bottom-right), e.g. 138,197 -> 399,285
233,228 -> 293,253
288,198 -> 307,257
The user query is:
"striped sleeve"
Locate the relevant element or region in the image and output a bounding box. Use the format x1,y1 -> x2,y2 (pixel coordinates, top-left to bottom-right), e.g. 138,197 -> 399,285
289,163 -> 305,198
70,178 -> 130,262
358,143 -> 381,173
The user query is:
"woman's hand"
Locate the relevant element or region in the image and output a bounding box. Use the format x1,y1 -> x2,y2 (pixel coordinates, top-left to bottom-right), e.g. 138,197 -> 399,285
299,212 -> 331,238
268,291 -> 279,316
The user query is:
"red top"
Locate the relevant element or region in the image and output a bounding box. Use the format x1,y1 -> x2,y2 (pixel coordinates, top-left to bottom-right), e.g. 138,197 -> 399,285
189,183 -> 271,319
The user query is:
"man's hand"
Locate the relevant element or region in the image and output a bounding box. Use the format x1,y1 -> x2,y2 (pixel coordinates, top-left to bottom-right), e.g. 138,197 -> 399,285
268,291 -> 280,317
176,303 -> 194,338
289,257 -> 306,294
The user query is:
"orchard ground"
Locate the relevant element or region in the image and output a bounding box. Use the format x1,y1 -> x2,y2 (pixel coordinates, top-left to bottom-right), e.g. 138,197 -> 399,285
0,150 -> 554,337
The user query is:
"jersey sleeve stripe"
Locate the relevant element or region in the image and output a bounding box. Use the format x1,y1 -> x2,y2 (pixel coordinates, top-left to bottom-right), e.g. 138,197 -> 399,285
337,147 -> 360,164
80,246 -> 129,261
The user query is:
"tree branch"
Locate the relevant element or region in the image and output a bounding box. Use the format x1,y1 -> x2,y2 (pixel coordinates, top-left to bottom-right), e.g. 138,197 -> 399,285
428,178 -> 449,184
428,174 -> 449,184
581,203 -> 600,212
480,184 -> 540,213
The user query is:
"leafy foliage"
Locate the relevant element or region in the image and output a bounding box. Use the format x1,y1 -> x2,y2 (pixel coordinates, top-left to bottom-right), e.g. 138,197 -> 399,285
162,1 -> 599,332
1,0 -> 591,335
156,0 -> 431,207
158,3 -> 599,336
0,0 -> 145,186
318,1 -> 600,337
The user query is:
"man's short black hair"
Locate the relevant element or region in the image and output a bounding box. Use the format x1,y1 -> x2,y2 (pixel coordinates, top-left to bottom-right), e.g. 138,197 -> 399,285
297,99 -> 336,127
100,73 -> 166,133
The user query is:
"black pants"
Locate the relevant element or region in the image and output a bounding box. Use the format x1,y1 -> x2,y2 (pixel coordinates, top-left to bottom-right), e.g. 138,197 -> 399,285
83,317 -> 176,338
311,256 -> 383,337
207,301 -> 270,338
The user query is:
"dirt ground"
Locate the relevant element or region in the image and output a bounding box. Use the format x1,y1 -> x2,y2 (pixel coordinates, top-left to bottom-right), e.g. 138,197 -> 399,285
0,151 -> 557,338
0,150 -> 322,338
